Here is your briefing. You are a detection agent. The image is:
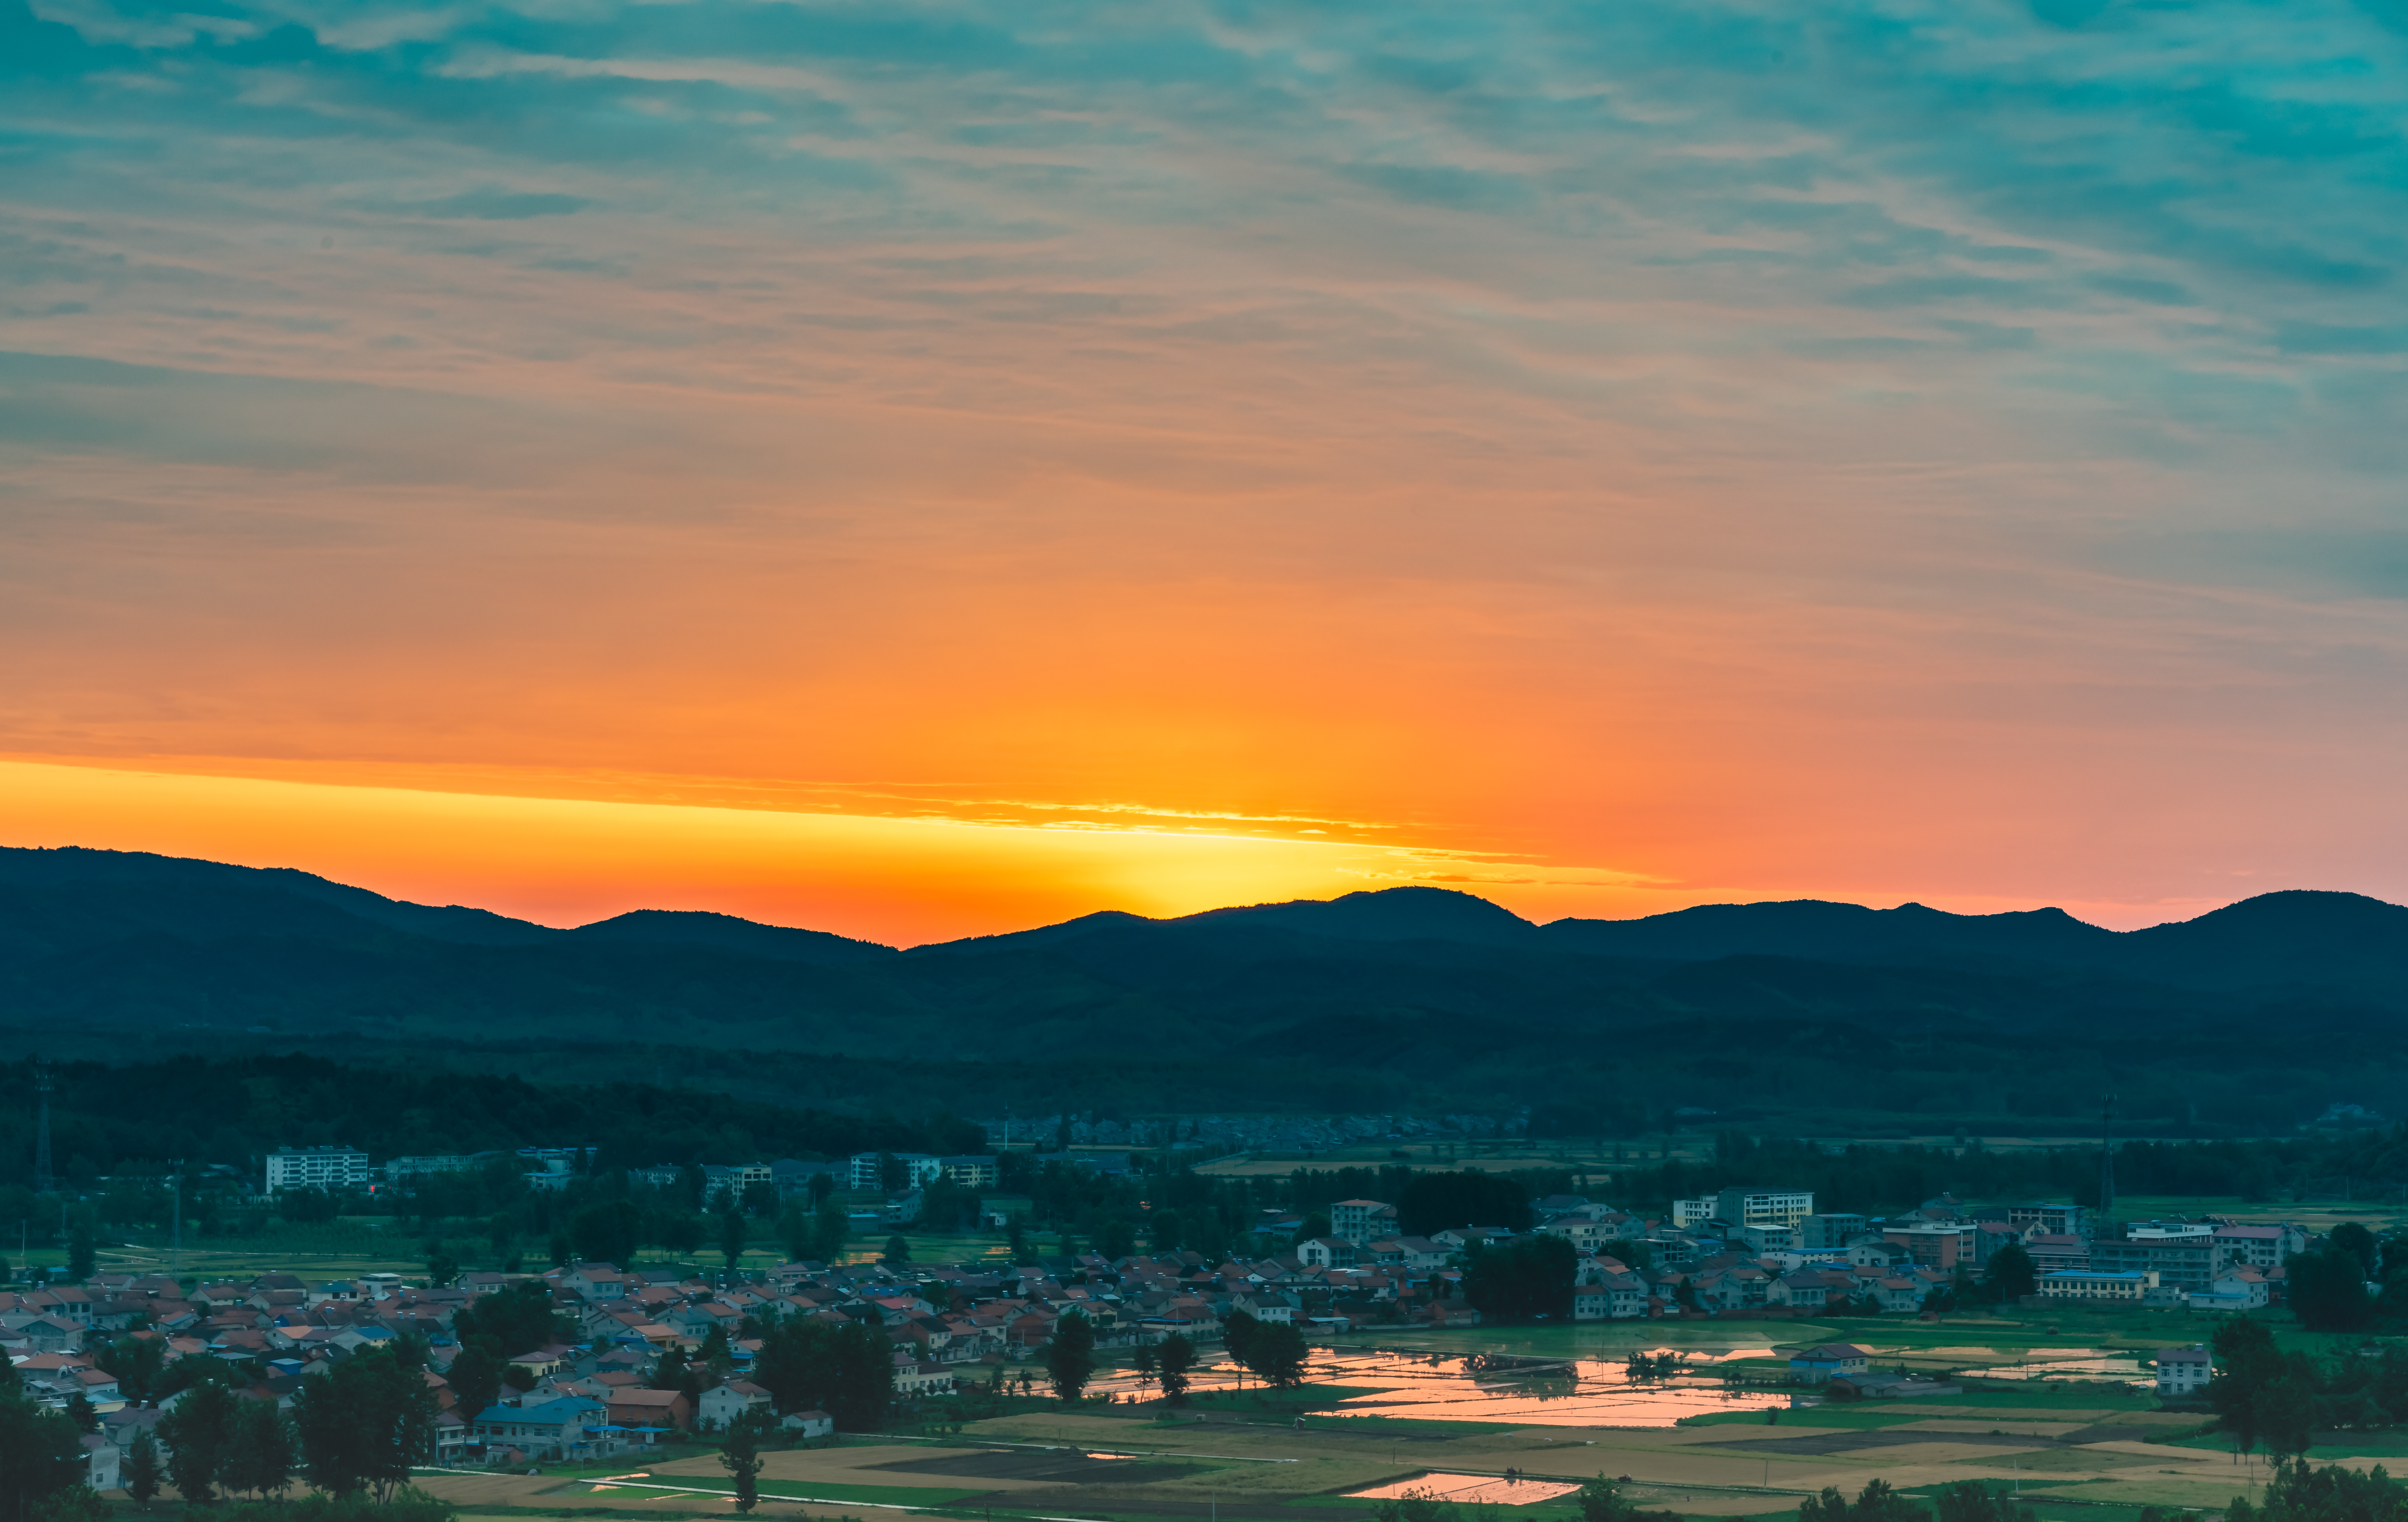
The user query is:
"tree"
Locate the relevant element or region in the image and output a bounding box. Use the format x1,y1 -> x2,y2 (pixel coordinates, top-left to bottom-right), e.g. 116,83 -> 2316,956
721,1210 -> 751,1271
1935,1481 -> 2038,1522
1131,1346 -> 1157,1398
1599,1239 -> 1653,1272
290,1347 -> 437,1500
883,1235 -> 912,1264
456,1280 -> 570,1357
221,1400 -> 295,1500
2264,1365 -> 2319,1462
1244,1322 -> 1310,1390
65,1219 -> 94,1284
2212,1317 -> 2285,1462
548,1232 -> 572,1268
699,1325 -> 735,1385
0,1393 -> 86,1522
2292,1250 -> 2376,1333
1222,1309 -> 1260,1371
720,1408 -> 778,1512
1046,1311 -> 1098,1402
1148,1210 -> 1183,1254
1156,1334 -> 1197,1406
487,1213 -> 515,1262
814,1200 -> 849,1263
1798,1479 -> 1924,1522
157,1382 -> 237,1503
123,1427 -> 163,1510
447,1342 -> 506,1422
2227,1458 -> 2408,1522
63,1396 -> 95,1436
779,1205 -> 814,1265
2331,1224 -> 2379,1277
425,1248 -> 460,1288
1396,1172 -> 1532,1236
573,1201 -> 641,1268
1982,1244 -> 2037,1302
752,1313 -> 896,1430
97,1334 -> 168,1404
1460,1235 -> 1576,1323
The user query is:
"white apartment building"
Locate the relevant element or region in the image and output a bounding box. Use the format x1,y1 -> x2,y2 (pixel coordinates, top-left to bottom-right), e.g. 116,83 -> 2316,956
267,1148 -> 372,1192
850,1152 -> 944,1190
1714,1187 -> 1815,1230
2157,1344 -> 2212,1397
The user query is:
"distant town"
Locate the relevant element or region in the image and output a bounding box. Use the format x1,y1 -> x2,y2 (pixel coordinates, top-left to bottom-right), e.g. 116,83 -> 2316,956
5,1139 -> 2319,1491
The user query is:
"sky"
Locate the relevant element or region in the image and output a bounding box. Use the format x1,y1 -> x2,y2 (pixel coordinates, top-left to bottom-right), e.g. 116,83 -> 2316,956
3,0 -> 2406,944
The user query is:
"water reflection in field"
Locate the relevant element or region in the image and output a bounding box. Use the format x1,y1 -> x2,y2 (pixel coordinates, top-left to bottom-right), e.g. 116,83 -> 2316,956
1349,1474 -> 1585,1505
1087,1345 -> 1809,1428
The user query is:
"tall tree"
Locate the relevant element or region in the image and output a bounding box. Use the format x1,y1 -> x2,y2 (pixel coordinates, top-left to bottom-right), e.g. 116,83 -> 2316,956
720,1209 -> 751,1271
448,1342 -> 503,1422
1157,1334 -> 1197,1406
157,1382 -> 237,1504
719,1408 -> 779,1513
0,1393 -> 86,1522
2212,1317 -> 2283,1463
97,1336 -> 167,1406
221,1400 -> 296,1500
1045,1311 -> 1097,1403
456,1281 -> 570,1357
1221,1309 -> 1261,1371
2291,1250 -> 2377,1333
66,1218 -> 95,1284
1982,1244 -> 2038,1302
123,1427 -> 163,1510
291,1347 -> 437,1500
751,1313 -> 894,1430
1244,1322 -> 1310,1390
813,1200 -> 849,1263
1461,1236 -> 1577,1322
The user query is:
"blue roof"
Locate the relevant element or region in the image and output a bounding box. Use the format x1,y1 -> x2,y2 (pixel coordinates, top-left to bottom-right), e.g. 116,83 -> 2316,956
470,1398 -> 605,1423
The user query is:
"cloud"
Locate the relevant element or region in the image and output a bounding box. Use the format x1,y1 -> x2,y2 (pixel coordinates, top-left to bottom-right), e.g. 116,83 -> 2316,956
364,187 -> 596,220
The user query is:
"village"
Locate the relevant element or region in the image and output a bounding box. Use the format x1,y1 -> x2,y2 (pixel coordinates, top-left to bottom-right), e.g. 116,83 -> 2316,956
3,1143 -> 2325,1507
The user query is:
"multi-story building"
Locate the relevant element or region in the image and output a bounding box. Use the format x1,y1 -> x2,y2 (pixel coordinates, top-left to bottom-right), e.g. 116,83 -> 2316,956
1882,1221 -> 1974,1270
2157,1344 -> 2212,1397
265,1148 -> 371,1192
850,1152 -> 944,1190
1713,1187 -> 1815,1230
2006,1202 -> 2088,1238
1799,1213 -> 1869,1251
939,1156 -> 1000,1188
2092,1223 -> 2217,1293
2214,1225 -> 2292,1270
2038,1269 -> 2154,1301
1329,1199 -> 1397,1245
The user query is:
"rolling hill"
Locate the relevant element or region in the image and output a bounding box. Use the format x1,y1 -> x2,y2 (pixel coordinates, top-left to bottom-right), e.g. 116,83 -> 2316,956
2,845 -> 2403,1128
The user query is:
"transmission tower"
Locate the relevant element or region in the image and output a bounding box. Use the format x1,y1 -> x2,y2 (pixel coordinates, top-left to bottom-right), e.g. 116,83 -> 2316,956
32,1055 -> 54,1196
2097,1092 -> 2117,1226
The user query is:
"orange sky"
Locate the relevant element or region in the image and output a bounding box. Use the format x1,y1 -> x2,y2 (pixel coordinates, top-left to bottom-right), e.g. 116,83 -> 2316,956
5,3 -> 2406,943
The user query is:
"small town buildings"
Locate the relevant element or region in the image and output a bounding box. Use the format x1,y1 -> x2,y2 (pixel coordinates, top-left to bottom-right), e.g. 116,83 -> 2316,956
1788,1344 -> 1870,1382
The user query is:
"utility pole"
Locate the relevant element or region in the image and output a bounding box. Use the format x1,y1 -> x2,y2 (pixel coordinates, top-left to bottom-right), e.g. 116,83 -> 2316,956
33,1054 -> 54,1196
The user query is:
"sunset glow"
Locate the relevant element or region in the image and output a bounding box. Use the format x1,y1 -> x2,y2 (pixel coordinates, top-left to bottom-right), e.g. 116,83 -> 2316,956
5,2 -> 2405,939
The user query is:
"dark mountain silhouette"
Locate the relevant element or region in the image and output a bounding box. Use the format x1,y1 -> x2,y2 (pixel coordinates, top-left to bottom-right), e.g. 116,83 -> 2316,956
2,845 -> 2404,1124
